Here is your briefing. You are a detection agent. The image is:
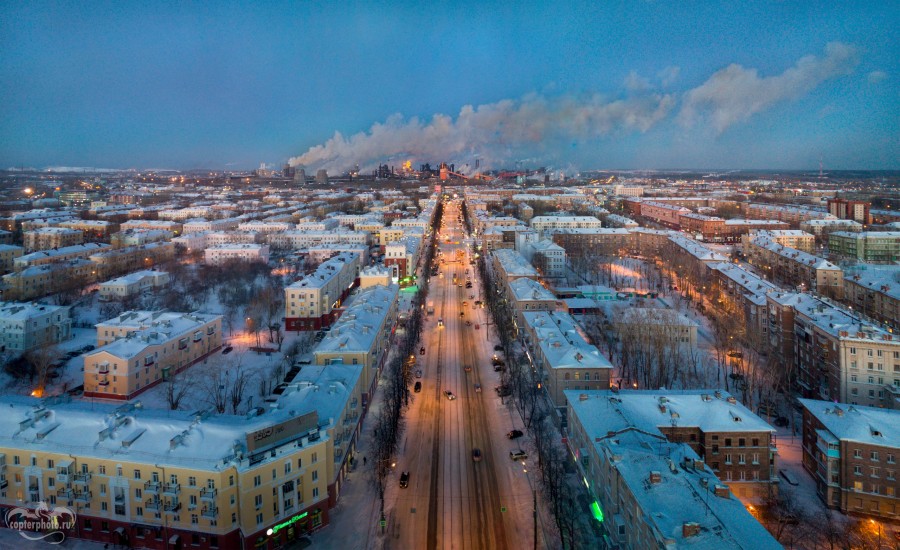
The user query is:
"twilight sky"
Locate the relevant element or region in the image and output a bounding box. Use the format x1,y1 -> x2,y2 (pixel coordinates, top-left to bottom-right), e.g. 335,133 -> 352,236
1,1 -> 897,171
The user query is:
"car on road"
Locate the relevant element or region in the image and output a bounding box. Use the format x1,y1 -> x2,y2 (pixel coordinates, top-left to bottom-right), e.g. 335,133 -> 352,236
222,346 -> 234,354
399,472 -> 409,488
459,311 -> 464,317
507,430 -> 523,439
415,369 -> 423,378
474,383 -> 481,393
495,386 -> 511,397
465,320 -> 472,326
474,324 -> 480,329
472,448 -> 482,462
493,364 -> 505,372
509,450 -> 528,461
414,381 -> 422,393
438,318 -> 444,327
462,301 -> 468,307
444,390 -> 457,400
420,346 -> 426,355
81,345 -> 95,352
494,345 -> 503,351
464,365 -> 472,372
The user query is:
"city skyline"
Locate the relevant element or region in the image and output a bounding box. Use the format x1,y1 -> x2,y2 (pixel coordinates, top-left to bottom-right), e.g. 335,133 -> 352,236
1,2 -> 897,171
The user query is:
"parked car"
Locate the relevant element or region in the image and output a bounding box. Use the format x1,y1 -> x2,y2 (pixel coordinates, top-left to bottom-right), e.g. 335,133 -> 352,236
493,364 -> 505,372
81,345 -> 95,352
222,346 -> 234,354
414,381 -> 422,393
773,416 -> 790,427
472,448 -> 482,462
466,320 -> 472,326
444,390 -> 456,400
507,429 -> 523,439
415,370 -> 423,379
399,472 -> 409,488
474,383 -> 481,393
494,345 -> 503,351
464,365 -> 472,372
438,318 -> 444,327
495,386 -> 511,397
509,450 -> 528,461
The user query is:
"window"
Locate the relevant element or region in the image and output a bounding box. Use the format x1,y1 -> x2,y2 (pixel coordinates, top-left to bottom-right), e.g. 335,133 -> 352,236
871,452 -> 879,461
888,454 -> 895,464
47,459 -> 54,468
725,438 -> 732,447
312,470 -> 318,482
725,454 -> 732,465
134,469 -> 141,480
98,465 -> 106,475
188,476 -> 196,487
136,507 -> 143,516
312,487 -> 319,498
854,465 -> 862,475
191,514 -> 198,525
255,513 -> 263,525
135,488 -> 142,499
253,475 -> 261,487
752,438 -> 759,447
284,462 -> 291,475
254,495 -> 262,509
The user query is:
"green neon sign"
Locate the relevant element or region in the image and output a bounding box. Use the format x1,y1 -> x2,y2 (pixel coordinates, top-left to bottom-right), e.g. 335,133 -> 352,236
267,511 -> 308,536
590,501 -> 604,523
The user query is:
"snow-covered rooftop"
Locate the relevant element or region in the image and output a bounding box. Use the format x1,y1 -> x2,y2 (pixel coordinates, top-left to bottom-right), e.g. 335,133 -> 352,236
522,310 -> 612,371
800,399 -> 900,448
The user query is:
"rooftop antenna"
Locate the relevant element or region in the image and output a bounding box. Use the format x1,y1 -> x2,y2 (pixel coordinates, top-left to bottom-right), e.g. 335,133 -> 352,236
819,156 -> 825,179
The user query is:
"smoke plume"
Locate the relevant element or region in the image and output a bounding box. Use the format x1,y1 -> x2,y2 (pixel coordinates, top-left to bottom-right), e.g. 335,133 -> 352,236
290,92 -> 674,173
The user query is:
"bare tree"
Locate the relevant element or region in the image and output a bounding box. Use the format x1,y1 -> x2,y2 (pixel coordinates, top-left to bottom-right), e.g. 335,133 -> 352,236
165,368 -> 194,410
25,344 -> 61,397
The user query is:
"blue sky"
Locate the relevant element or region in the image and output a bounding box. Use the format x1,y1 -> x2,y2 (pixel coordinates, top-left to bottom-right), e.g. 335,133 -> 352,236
0,1 -> 896,171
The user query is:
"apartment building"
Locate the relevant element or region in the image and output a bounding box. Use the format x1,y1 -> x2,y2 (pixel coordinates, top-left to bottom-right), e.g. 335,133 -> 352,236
491,249 -> 540,287
523,239 -> 566,279
99,271 -> 171,301
119,219 -> 183,235
521,311 -> 612,414
90,242 -> 175,277
204,244 -> 270,265
711,262 -> 781,342
0,301 -> 72,353
84,311 -> 223,400
843,267 -> 900,330
744,203 -> 835,226
827,198 -> 872,225
56,219 -> 118,240
383,236 -> 421,279
507,277 -> 558,328
284,252 -> 360,331
745,236 -> 843,299
23,227 -> 84,252
14,243 -> 112,270
638,201 -> 692,227
183,218 -> 241,233
306,244 -> 369,266
565,391 -> 781,549
549,228 -> 633,258
0,397 -> 331,549
800,399 -> 899,520
720,220 -> 792,243
0,244 -> 23,275
628,228 -> 672,259
1,260 -> 97,301
313,284 -> 399,404
110,229 -> 173,248
828,232 -> 900,263
266,230 -> 368,251
614,308 -> 699,348
746,229 -> 816,253
529,215 -> 602,236
791,294 -> 900,408
800,218 -> 863,239
604,214 -> 638,228
679,213 -> 726,241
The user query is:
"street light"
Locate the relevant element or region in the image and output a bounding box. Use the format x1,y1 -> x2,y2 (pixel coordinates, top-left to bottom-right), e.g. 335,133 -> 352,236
522,462 -> 537,550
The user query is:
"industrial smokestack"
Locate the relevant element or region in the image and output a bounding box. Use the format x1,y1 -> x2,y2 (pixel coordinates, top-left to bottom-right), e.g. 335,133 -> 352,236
316,169 -> 328,185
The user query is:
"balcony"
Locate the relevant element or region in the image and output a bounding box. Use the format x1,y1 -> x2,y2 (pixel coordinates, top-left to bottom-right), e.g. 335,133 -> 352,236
163,501 -> 181,514
74,490 -> 92,502
199,487 -> 217,501
98,379 -> 109,386
56,472 -> 71,484
98,365 -> 109,375
162,483 -> 180,496
0,479 -> 7,490
56,488 -> 74,500
73,472 -> 92,485
200,506 -> 217,518
145,498 -> 161,512
144,480 -> 161,494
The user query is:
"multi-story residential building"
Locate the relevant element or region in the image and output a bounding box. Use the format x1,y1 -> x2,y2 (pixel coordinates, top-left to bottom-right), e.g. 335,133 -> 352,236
522,239 -> 566,279
0,244 -> 24,275
56,219 -> 118,240
720,220 -> 792,243
204,244 -> 270,265
383,236 -> 421,279
529,215 -> 602,236
182,218 -> 241,233
800,399 -> 899,520
565,390 -> 781,549
0,301 -> 72,353
90,242 -> 176,277
638,201 -> 692,227
267,230 -> 368,251
827,198 -> 872,225
791,294 -> 900,408
313,284 -> 399,404
507,277 -> 558,328
744,203 -> 835,226
110,229 -> 173,248
1,260 -> 97,301
613,308 -> 699,348
711,262 -> 781,343
119,219 -> 183,235
99,270 -> 171,301
800,218 -> 863,239
84,311 -> 222,400
0,230 -> 13,244
745,236 -> 843,299
23,227 -> 84,252
237,222 -> 292,233
491,249 -> 539,287
0,396 -> 331,549
549,228 -> 633,258
14,243 -> 112,270
284,252 -> 360,331
628,228 -> 673,259
306,244 -> 369,266
842,267 -> 900,330
679,213 -> 726,241
747,229 -> 816,253
828,232 -> 900,263
158,207 -> 213,221
603,214 -> 638,228
521,311 -> 612,415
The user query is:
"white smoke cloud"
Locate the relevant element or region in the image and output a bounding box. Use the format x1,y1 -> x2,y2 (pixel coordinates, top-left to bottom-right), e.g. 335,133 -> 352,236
678,42 -> 859,133
867,70 -> 887,84
290,92 -> 674,173
658,66 -> 681,87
